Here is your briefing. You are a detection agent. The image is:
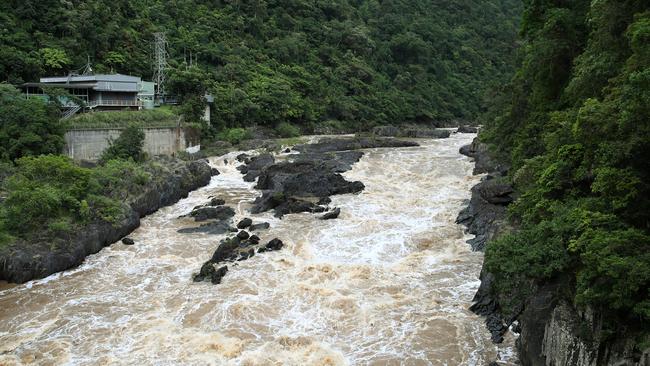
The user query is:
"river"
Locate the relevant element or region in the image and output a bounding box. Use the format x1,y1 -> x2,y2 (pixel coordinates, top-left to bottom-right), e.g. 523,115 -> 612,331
0,133 -> 515,365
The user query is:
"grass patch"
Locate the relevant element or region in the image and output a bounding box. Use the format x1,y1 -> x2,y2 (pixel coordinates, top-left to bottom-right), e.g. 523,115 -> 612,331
67,108 -> 180,129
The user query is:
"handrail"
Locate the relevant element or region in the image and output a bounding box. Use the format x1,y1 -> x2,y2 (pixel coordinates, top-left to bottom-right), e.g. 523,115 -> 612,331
87,100 -> 142,107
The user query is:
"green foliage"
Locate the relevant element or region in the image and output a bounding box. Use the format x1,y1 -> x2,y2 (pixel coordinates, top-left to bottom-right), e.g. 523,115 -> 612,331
99,126 -> 146,163
40,47 -> 71,70
0,0 -> 522,129
0,155 -> 155,242
483,3 -> 650,322
0,84 -> 64,162
67,109 -> 179,129
275,122 -> 301,138
217,128 -> 250,145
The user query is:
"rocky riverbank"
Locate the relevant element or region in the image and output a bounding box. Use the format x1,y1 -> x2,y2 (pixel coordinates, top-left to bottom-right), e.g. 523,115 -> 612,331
0,158 -> 213,284
458,138 -> 650,366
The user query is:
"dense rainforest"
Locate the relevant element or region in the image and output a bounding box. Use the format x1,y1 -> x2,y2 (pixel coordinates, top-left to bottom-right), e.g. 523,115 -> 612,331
1,0 -> 522,132
481,0 -> 649,348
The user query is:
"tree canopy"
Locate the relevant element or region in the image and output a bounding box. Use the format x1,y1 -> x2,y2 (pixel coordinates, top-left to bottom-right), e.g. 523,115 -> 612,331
0,0 -> 522,130
482,1 -> 650,326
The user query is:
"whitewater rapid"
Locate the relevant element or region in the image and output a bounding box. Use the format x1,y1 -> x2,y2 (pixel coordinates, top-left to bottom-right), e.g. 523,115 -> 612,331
0,133 -> 515,365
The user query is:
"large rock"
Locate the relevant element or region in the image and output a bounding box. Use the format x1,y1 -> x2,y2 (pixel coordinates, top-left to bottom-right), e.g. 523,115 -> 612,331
456,177 -> 510,251
457,125 -> 478,133
372,125 -> 451,139
210,237 -> 241,263
238,153 -> 275,182
177,220 -> 234,235
459,138 -> 507,175
190,206 -> 236,222
251,160 -> 364,217
237,218 -> 253,229
293,137 -> 418,154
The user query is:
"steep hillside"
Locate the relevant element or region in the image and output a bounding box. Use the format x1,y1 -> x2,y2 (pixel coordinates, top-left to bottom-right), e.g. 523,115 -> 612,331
479,0 -> 650,363
1,0 -> 522,129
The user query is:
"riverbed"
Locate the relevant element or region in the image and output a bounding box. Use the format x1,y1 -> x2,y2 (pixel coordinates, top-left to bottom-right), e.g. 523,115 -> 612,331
0,133 -> 515,365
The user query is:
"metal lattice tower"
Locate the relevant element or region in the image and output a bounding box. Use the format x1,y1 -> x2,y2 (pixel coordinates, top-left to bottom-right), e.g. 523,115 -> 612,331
153,32 -> 169,99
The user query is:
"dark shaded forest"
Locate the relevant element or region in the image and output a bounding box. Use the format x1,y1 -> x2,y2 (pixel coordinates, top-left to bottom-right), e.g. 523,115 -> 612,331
1,0 -> 522,130
481,0 -> 649,341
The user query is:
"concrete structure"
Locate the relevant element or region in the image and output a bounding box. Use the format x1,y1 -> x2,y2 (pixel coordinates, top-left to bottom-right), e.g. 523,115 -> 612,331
64,127 -> 199,161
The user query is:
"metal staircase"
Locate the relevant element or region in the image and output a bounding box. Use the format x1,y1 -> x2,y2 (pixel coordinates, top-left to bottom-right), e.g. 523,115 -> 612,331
61,105 -> 82,120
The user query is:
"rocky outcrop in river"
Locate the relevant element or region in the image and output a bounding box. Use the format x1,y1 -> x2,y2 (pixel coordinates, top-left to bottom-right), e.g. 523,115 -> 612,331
0,158 -> 213,284
244,137 -> 418,218
458,138 -> 650,366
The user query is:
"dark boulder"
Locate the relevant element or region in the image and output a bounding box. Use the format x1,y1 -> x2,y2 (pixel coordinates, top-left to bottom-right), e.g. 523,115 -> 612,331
122,237 -> 135,245
177,220 -> 234,235
292,137 -> 418,154
193,262 -> 228,284
211,265 -> 228,284
237,218 -> 253,229
236,230 -> 250,240
236,153 -> 250,163
457,125 -> 478,133
193,261 -> 216,282
320,208 -> 341,220
478,179 -> 514,205
265,238 -> 283,251
459,138 -> 508,175
402,128 -> 451,139
211,168 -> 221,176
210,237 -> 241,263
249,235 -> 260,244
317,197 -> 332,205
251,160 -> 364,216
249,222 -> 270,231
208,197 -> 226,206
190,206 -> 235,222
240,153 -> 275,182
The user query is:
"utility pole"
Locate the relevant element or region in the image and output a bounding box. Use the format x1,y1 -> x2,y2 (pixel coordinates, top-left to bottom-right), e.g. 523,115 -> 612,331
153,32 -> 169,103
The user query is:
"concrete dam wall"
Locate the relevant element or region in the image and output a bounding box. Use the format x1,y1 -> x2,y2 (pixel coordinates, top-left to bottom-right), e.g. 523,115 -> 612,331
64,127 -> 198,161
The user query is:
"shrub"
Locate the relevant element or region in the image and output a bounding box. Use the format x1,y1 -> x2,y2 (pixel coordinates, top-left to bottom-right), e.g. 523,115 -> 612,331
99,125 -> 146,163
275,122 -> 300,138
217,128 -> 250,145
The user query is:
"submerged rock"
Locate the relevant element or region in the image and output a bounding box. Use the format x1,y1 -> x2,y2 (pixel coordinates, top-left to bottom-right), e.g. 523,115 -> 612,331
320,207 -> 341,220
249,222 -> 270,231
122,237 -> 135,245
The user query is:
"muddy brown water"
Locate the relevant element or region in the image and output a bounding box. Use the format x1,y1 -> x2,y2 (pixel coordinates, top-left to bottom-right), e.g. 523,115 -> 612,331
0,133 -> 516,365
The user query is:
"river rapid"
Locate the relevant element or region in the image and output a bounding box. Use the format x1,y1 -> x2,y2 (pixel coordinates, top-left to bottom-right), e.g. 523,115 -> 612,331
0,133 -> 515,365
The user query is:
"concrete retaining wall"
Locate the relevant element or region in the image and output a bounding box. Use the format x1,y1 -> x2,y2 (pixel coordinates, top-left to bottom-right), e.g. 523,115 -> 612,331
65,127 -> 195,161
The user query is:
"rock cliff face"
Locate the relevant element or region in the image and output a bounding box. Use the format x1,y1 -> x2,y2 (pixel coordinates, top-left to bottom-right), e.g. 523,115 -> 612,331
0,159 -> 213,284
458,138 -> 650,366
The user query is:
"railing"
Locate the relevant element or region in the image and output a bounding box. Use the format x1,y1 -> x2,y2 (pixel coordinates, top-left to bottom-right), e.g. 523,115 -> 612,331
87,100 -> 142,108
61,105 -> 82,120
